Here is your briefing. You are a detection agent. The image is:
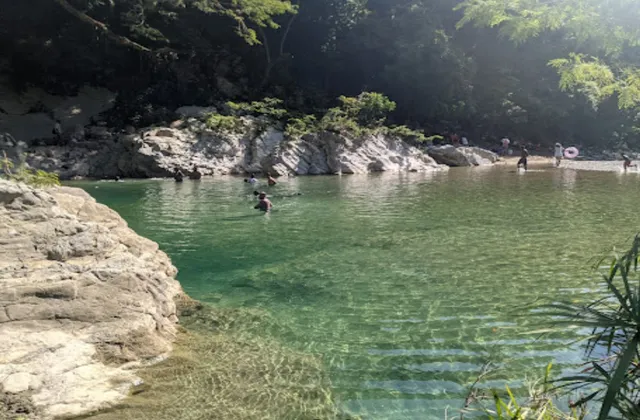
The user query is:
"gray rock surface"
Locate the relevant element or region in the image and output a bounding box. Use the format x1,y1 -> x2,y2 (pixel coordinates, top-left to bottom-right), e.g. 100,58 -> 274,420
0,83 -> 115,143
0,180 -> 183,419
4,117 -> 448,178
427,145 -> 499,167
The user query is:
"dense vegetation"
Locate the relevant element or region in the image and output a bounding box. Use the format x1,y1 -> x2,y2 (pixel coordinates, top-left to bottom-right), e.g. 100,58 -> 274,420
1,1 -> 639,148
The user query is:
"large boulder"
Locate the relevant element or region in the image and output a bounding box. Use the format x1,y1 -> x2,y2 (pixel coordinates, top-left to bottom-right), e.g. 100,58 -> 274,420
269,132 -> 446,175
428,145 -> 498,167
0,83 -> 115,143
0,180 -> 183,419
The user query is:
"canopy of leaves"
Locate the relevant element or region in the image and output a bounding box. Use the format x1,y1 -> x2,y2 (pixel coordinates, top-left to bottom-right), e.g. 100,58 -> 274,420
456,0 -> 640,109
3,0 -> 640,149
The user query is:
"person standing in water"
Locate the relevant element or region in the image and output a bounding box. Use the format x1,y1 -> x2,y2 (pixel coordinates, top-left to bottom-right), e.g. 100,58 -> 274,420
174,169 -> 184,182
501,137 -> 511,155
254,192 -> 272,212
622,154 -> 637,171
267,172 -> 277,186
554,143 -> 564,167
517,148 -> 529,171
190,165 -> 202,180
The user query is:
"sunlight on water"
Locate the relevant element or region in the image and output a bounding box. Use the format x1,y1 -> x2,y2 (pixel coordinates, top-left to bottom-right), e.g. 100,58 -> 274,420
72,167 -> 640,419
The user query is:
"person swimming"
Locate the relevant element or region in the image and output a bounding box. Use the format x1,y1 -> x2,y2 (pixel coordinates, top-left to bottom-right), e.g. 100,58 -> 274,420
267,172 -> 277,186
174,169 -> 184,183
254,192 -> 272,212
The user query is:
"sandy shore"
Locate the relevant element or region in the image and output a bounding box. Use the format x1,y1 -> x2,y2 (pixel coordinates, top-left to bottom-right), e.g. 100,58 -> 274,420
498,156 -> 629,172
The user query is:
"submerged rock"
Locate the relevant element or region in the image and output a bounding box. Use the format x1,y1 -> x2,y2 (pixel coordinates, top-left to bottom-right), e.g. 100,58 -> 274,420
0,180 -> 183,419
427,145 -> 499,167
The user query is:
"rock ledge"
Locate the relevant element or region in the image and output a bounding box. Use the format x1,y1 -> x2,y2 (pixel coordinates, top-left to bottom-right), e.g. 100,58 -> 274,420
0,180 -> 183,419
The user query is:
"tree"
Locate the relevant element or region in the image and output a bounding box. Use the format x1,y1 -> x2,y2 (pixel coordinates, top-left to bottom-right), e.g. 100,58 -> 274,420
51,0 -> 296,52
455,0 -> 640,110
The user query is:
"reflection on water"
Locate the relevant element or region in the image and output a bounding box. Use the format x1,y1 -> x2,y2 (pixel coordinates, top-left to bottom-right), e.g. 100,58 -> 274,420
73,167 -> 640,419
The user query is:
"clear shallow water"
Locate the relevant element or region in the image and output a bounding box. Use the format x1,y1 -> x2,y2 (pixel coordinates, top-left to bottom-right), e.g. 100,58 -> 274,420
72,168 -> 640,419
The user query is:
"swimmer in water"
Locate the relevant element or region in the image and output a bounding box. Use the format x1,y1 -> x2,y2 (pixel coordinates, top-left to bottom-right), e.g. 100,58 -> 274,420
267,172 -> 277,186
254,192 -> 272,212
623,154 -> 637,171
517,148 -> 529,171
174,169 -> 184,183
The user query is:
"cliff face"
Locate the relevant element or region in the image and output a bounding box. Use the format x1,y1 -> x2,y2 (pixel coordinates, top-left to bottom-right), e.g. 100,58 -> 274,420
3,116 -> 448,179
0,180 -> 183,419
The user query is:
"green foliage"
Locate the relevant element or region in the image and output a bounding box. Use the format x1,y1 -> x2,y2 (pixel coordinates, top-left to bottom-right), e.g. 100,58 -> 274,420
385,125 -> 428,143
227,98 -> 288,120
191,0 -> 297,45
547,54 -> 640,109
541,235 -> 640,420
61,0 -> 296,48
456,0 -> 640,110
1,152 -> 60,187
319,107 -> 368,137
204,114 -> 244,133
337,92 -> 396,127
460,363 -> 588,419
284,115 -> 318,139
485,384 -> 586,419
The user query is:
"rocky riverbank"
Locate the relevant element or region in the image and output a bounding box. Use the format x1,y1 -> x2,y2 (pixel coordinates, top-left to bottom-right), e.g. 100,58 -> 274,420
0,180 -> 183,419
1,108 -> 503,180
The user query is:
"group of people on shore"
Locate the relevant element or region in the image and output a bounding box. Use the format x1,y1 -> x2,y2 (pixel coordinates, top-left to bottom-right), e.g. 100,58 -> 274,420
514,142 -> 637,172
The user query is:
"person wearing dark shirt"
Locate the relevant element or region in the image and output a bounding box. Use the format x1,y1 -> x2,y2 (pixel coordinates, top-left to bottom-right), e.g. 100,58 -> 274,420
623,154 -> 637,171
174,169 -> 184,182
517,148 -> 529,171
189,165 -> 202,180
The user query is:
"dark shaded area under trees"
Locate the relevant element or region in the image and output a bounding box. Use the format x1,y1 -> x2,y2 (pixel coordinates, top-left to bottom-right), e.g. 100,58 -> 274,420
1,0 -> 639,150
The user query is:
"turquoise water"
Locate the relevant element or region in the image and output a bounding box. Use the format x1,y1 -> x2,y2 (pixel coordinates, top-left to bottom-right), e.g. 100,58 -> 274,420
73,167 -> 640,418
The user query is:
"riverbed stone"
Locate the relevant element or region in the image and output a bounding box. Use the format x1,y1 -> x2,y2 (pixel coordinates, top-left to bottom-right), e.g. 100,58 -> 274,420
0,180 -> 183,419
428,145 -> 499,167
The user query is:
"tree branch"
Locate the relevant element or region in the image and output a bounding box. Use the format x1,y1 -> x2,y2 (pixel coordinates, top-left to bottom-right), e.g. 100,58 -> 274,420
278,11 -> 298,57
53,0 -> 151,52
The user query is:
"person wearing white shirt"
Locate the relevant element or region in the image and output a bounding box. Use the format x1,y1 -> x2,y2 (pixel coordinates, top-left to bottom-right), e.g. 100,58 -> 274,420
501,137 -> 511,155
554,143 -> 564,167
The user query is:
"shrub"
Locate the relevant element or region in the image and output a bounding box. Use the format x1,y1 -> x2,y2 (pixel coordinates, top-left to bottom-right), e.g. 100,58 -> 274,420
227,98 -> 288,120
338,92 -> 396,127
319,107 -> 368,137
284,115 -> 318,139
385,125 -> 428,143
204,114 -> 244,133
1,152 -> 60,187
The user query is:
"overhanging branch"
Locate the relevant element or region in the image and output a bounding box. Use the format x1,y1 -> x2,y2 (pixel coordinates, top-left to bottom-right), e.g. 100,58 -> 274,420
53,0 -> 151,52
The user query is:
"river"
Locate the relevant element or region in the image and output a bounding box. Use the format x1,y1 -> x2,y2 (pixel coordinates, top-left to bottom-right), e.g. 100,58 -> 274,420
72,167 -> 639,419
